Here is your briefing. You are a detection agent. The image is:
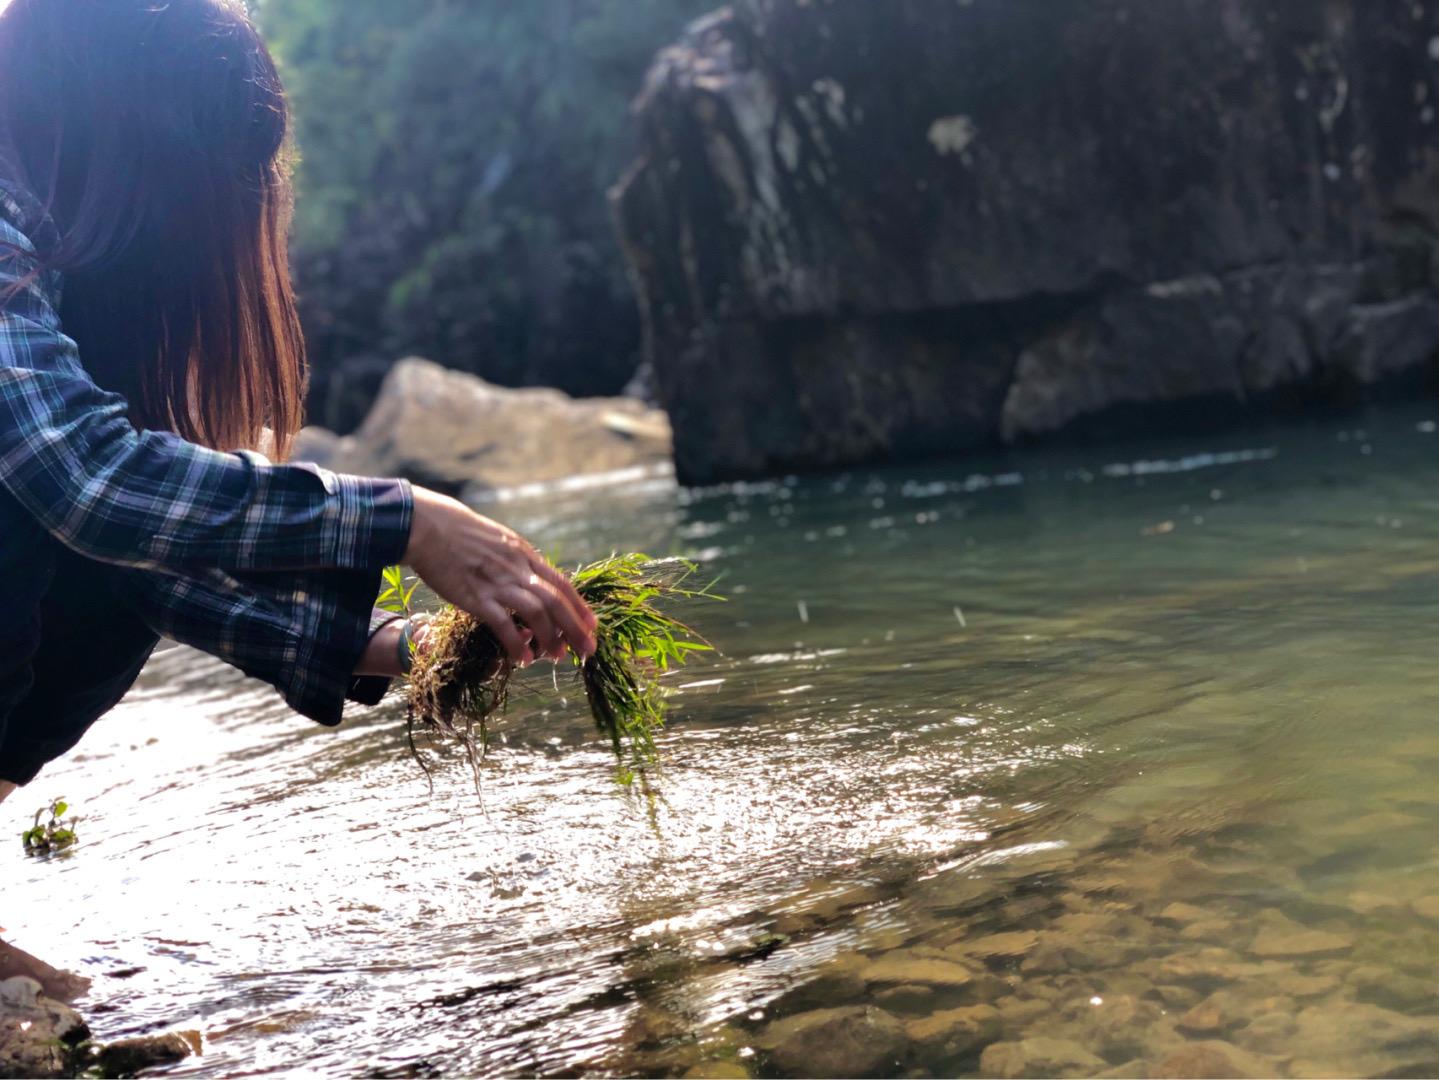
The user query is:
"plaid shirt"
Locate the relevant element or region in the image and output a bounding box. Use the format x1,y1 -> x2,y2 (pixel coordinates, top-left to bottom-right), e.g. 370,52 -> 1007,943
0,176 -> 413,726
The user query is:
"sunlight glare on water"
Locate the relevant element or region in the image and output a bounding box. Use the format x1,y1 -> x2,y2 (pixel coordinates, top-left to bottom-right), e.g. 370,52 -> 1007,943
9,403 -> 1439,1076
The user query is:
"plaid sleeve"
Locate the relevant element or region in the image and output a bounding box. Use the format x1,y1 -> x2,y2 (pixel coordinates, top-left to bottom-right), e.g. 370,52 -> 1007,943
113,564 -> 398,726
0,215 -> 413,574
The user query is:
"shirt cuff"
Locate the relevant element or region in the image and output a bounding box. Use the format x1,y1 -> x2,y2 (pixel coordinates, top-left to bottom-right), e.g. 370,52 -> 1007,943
347,609 -> 405,707
286,571 -> 399,726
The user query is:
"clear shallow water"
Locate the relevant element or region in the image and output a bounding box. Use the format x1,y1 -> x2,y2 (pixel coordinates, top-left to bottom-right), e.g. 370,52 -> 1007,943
8,405 -> 1439,1077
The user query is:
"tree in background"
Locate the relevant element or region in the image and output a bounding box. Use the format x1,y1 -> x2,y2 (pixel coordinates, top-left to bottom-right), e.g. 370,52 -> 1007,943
258,0 -> 713,430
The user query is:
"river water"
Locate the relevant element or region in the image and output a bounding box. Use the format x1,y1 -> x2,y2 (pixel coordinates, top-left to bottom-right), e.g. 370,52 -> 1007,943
9,404 -> 1439,1078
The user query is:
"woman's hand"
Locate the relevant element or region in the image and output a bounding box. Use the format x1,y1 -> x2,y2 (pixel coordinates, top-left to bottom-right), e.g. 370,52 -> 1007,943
402,487 -> 597,666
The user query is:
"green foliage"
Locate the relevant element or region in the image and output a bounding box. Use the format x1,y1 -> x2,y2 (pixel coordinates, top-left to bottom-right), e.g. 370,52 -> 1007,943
376,564 -> 419,618
400,554 -> 720,784
570,554 -> 717,780
257,0 -> 715,420
21,798 -> 78,856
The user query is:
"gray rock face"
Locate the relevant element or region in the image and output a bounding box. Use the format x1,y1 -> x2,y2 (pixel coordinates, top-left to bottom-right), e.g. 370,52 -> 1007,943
613,0 -> 1439,483
292,358 -> 673,496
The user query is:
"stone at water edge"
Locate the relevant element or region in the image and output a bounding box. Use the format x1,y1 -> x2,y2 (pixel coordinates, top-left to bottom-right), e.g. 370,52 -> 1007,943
292,358 -> 672,495
0,941 -> 90,1004
758,1005 -> 906,1078
0,976 -> 89,1079
95,1032 -> 198,1076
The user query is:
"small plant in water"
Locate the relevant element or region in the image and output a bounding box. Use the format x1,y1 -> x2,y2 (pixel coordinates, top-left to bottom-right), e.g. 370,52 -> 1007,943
390,554 -> 719,785
21,797 -> 78,855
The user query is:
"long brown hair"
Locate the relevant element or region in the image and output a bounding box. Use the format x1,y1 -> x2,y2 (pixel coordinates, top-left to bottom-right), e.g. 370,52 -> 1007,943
0,0 -> 305,459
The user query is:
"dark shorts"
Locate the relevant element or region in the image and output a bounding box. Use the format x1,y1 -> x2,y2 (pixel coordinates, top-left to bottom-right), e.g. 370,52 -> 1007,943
0,547 -> 158,786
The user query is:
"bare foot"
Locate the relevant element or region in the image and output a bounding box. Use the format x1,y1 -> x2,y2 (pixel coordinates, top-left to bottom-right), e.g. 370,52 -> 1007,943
0,939 -> 90,1003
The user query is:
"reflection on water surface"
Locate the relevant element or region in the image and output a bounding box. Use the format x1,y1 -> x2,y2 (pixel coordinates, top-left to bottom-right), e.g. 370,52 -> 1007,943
10,404 -> 1439,1077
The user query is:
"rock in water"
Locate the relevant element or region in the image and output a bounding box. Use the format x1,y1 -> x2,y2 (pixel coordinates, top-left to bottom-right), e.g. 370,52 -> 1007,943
759,1005 -> 906,1077
0,976 -> 88,1078
292,358 -> 672,495
614,1 -> 1439,483
978,1036 -> 1105,1079
95,1033 -> 197,1076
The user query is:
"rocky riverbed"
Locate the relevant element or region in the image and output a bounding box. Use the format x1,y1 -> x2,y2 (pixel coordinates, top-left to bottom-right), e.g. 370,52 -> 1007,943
617,811 -> 1439,1079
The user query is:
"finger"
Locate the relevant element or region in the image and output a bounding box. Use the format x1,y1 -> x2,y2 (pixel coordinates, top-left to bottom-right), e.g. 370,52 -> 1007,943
498,585 -> 562,660
477,599 -> 533,666
528,555 -> 598,634
528,576 -> 597,659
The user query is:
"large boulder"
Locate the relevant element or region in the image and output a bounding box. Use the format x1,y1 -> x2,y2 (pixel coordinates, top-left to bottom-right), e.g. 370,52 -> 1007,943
613,0 -> 1439,483
292,357 -> 673,495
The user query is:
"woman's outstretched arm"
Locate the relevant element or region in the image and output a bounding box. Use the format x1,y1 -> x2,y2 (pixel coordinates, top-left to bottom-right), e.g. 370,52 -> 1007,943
0,214 -> 412,576
0,209 -> 595,667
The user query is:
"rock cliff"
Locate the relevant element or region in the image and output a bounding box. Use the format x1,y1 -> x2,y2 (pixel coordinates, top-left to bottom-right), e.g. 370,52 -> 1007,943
613,0 -> 1439,483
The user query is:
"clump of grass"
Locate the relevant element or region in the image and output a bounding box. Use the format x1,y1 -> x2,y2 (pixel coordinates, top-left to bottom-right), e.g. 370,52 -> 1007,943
395,555 -> 718,784
21,797 -> 78,855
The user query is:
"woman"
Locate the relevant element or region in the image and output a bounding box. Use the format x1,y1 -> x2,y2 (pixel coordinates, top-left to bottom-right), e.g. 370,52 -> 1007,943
0,0 -> 598,806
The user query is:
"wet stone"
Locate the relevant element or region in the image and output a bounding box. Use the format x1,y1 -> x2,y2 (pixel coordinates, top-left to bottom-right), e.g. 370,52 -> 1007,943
904,1003 -> 1001,1059
1288,1001 -> 1439,1077
1249,912 -> 1352,959
873,983 -> 935,1013
1151,948 -> 1275,987
999,993 -> 1055,1024
1176,1001 -> 1224,1036
95,1033 -> 196,1077
1234,1011 -> 1298,1056
0,976 -> 89,1079
1147,1039 -> 1273,1079
1099,1060 -> 1148,1078
1151,984 -> 1203,1011
760,1005 -> 906,1078
770,964 -> 867,1013
1053,911 -> 1126,937
1346,963 -> 1434,1011
1081,994 -> 1166,1062
1156,902 -> 1211,926
859,950 -> 977,988
978,1036 -> 1106,1079
1177,921 -> 1230,944
1264,969 -> 1340,1000
958,931 -> 1041,962
1022,942 -> 1071,976
1349,891 -> 1406,916
683,1063 -> 750,1079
